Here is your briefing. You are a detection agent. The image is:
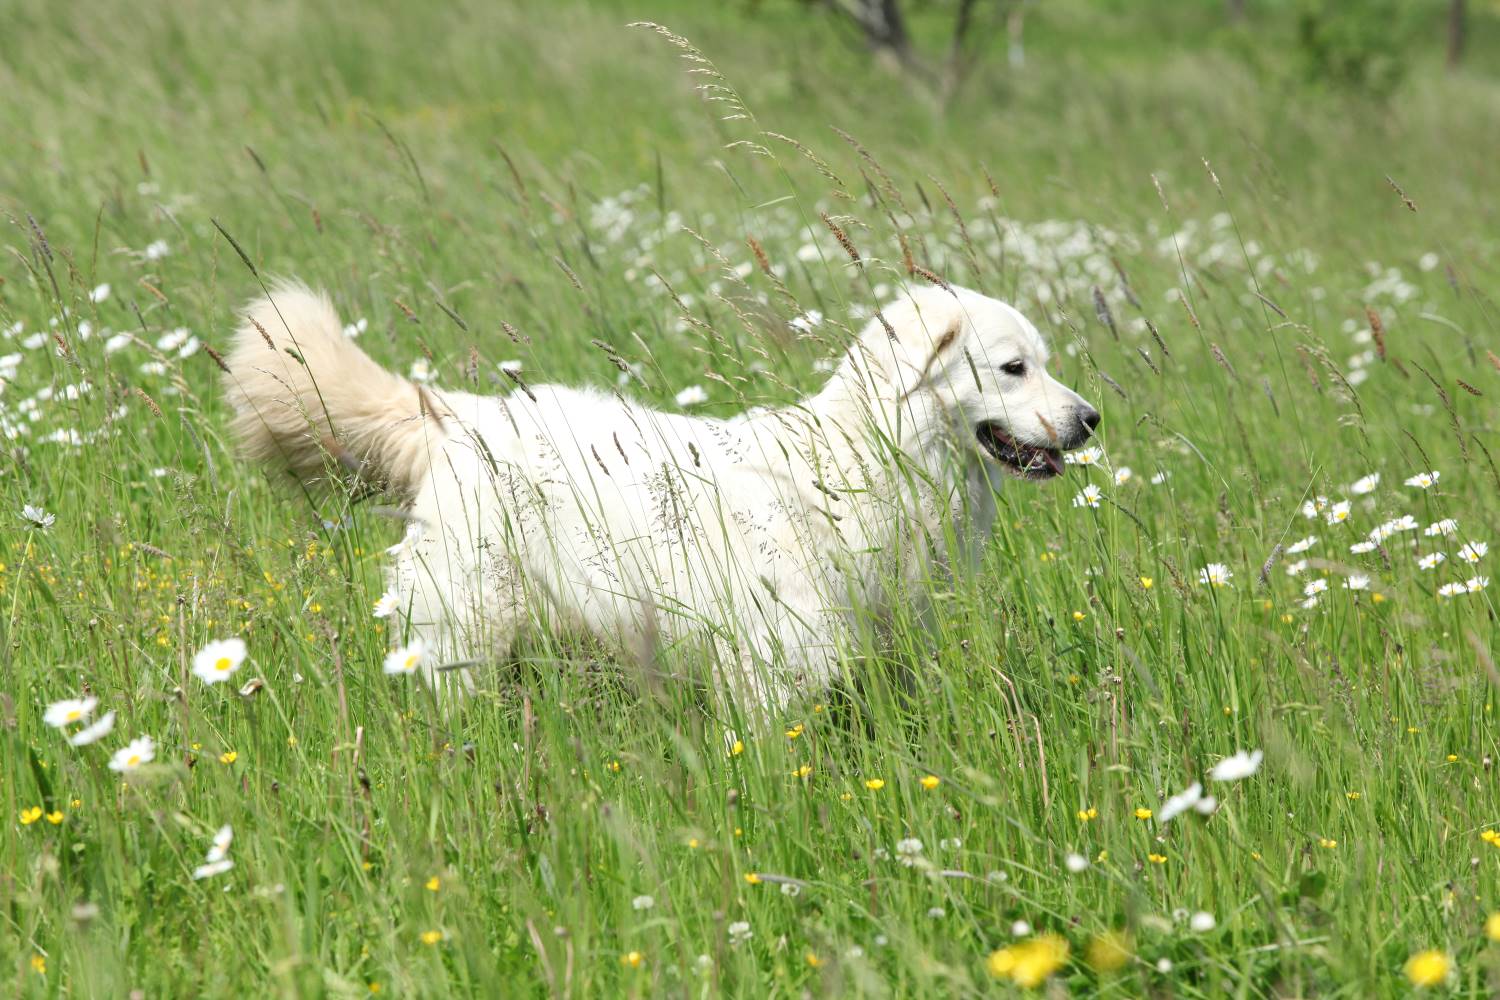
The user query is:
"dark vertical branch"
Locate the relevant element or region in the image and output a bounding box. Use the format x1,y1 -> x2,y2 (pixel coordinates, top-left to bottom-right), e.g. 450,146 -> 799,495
1447,0 -> 1467,68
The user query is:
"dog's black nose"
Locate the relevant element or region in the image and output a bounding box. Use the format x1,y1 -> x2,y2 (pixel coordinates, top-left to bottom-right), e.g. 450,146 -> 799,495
1079,406 -> 1101,433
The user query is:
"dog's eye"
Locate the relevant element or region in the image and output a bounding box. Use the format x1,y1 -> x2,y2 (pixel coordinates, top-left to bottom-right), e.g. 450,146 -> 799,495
1001,360 -> 1026,377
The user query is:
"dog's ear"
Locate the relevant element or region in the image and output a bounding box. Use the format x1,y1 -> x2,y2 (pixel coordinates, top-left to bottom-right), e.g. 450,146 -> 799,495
861,290 -> 965,397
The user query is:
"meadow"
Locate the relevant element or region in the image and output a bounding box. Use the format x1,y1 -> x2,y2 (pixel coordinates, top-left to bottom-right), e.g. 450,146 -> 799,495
2,0 -> 1499,995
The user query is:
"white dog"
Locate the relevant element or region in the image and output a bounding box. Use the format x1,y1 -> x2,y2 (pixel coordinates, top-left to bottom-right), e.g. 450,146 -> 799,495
225,282 -> 1098,714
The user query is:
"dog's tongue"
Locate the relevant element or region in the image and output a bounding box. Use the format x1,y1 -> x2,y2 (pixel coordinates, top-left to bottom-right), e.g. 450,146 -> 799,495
1043,451 -> 1065,476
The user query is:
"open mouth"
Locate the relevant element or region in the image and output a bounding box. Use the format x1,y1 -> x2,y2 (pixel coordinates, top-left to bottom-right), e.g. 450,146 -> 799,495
975,421 -> 1065,479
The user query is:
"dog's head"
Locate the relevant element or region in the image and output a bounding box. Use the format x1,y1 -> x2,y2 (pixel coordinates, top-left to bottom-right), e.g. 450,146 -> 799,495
857,284 -> 1099,479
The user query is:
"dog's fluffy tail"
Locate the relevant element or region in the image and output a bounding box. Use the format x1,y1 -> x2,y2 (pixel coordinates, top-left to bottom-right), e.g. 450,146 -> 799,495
224,282 -> 444,494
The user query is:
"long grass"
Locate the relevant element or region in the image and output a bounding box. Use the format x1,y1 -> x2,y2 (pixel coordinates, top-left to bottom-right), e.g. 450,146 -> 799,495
2,0 -> 1499,995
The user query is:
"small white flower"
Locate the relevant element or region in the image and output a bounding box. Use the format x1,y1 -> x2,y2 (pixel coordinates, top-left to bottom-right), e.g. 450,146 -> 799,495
1072,484 -> 1102,509
788,310 -> 823,333
206,824 -> 234,864
21,504 -> 55,528
1156,958 -> 1174,974
1301,496 -> 1329,519
1065,446 -> 1103,466
1349,473 -> 1380,495
144,239 -> 170,261
1425,518 -> 1458,537
1303,578 -> 1329,597
1189,911 -> 1217,933
499,359 -> 523,374
409,358 -> 434,384
372,589 -> 400,619
1011,920 -> 1032,937
68,710 -> 116,747
727,920 -> 753,946
939,837 -> 962,851
1458,541 -> 1488,564
1349,541 -> 1377,554
192,859 -> 234,881
781,882 -> 801,897
895,838 -> 924,865
1208,749 -> 1263,782
926,906 -> 946,919
89,283 -> 111,303
108,735 -> 156,773
43,696 -> 97,728
674,385 -> 708,407
1064,852 -> 1089,873
1286,559 -> 1309,577
192,638 -> 248,686
383,639 -> 426,676
1287,536 -> 1318,554
1418,553 -> 1446,570
632,894 -> 655,911
1113,466 -> 1133,486
342,318 -> 368,339
1467,576 -> 1490,593
1325,500 -> 1351,524
1157,782 -> 1203,824
1150,471 -> 1170,485
1404,470 -> 1440,489
1198,563 -> 1232,587
1343,574 -> 1370,591
1388,515 -> 1419,533
1437,582 -> 1467,598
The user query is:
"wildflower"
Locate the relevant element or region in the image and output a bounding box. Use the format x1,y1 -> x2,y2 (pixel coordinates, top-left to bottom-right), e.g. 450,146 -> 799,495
1065,446 -> 1102,466
30,954 -> 46,974
788,310 -> 823,332
743,873 -> 761,885
1147,853 -> 1167,864
631,894 -> 654,911
192,638 -> 248,685
419,930 -> 443,946
1459,541 -> 1488,563
729,739 -> 744,756
1405,471 -> 1440,489
1403,949 -> 1451,987
21,504 -> 56,528
425,876 -> 441,892
785,723 -> 804,739
986,933 -> 1069,988
792,764 -> 812,779
1198,563 -> 1232,587
620,951 -> 644,969
1325,500 -> 1351,524
90,283 -> 111,303
1346,791 -> 1362,800
1113,466 -> 1133,485
108,735 -> 155,773
1139,576 -> 1153,589
45,811 -> 63,824
1350,473 -> 1380,494
1086,931 -> 1131,972
1303,578 -> 1328,598
895,838 -> 923,865
1419,553 -> 1446,570
219,750 -> 237,765
1301,496 -> 1329,519
805,951 -> 823,967
383,639 -> 425,675
192,858 -> 233,881
1156,958 -> 1174,973
1011,920 -> 1032,937
1350,540 -> 1377,554
1437,582 -> 1467,598
69,711 -> 116,747
864,778 -> 885,791
21,806 -> 42,825
781,883 -> 801,898
372,589 -> 400,619
1318,838 -> 1337,849
1344,575 -> 1370,591
1150,471 -> 1170,485
919,775 -> 941,790
1467,576 -> 1489,593
1134,807 -> 1152,821
1426,519 -> 1458,537
1072,485 -> 1102,509
727,921 -> 753,946
1286,559 -> 1309,577
1076,807 -> 1098,822
43,696 -> 98,728
1065,852 -> 1089,873
674,385 -> 708,407
1189,911 -> 1216,932
1157,782 -> 1206,823
939,837 -> 962,851
1287,536 -> 1318,554
1485,913 -> 1500,941
1209,749 -> 1263,782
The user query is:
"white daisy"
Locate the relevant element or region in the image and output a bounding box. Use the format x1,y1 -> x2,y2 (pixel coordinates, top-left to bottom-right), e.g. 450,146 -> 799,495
1287,536 -> 1318,554
108,735 -> 156,773
68,710 -> 116,747
1150,471 -> 1170,485
1065,446 -> 1103,466
1189,912 -> 1217,933
1325,500 -> 1351,524
674,385 -> 708,407
1344,574 -> 1370,591
1199,563 -> 1233,587
1458,542 -> 1488,564
1467,576 -> 1490,593
192,859 -> 234,881
383,639 -> 426,676
1157,782 -> 1204,823
1300,496 -> 1329,519
1349,473 -> 1380,495
191,638 -> 248,686
1286,559 -> 1309,577
1425,519 -> 1458,537
372,589 -> 400,619
1418,553 -> 1446,570
1404,470 -> 1440,489
1438,582 -> 1467,598
21,504 -> 55,528
1349,541 -> 1377,554
43,696 -> 97,728
1072,484 -> 1102,509
206,824 -> 234,864
1208,749 -> 1263,782
1303,578 -> 1329,597
1113,466 -> 1133,486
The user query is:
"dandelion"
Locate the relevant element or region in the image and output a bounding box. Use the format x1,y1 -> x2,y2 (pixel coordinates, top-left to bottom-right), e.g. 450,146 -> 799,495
781,883 -> 801,898
43,696 -> 97,728
1208,749 -> 1263,782
425,876 -> 441,892
30,955 -> 46,975
743,873 -> 761,885
1350,473 -> 1380,494
1287,536 -> 1318,554
1426,519 -> 1458,537
1072,484 -> 1102,509
674,385 -> 708,407
383,639 -> 425,675
1405,471 -> 1440,489
69,711 -> 116,747
1198,563 -> 1233,587
1156,958 -> 1174,973
1065,446 -> 1102,466
1189,911 -> 1217,932
1325,500 -> 1351,524
1419,553 -> 1446,570
21,504 -> 55,528
986,934 -> 1069,988
192,638 -> 247,685
1403,949 -> 1451,987
1459,541 -> 1488,563
108,735 -> 156,773
372,589 -> 400,619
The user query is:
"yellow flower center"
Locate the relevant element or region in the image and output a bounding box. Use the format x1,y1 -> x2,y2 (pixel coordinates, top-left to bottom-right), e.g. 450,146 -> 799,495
126,754 -> 141,767
66,709 -> 81,721
404,655 -> 418,670
215,657 -> 232,672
